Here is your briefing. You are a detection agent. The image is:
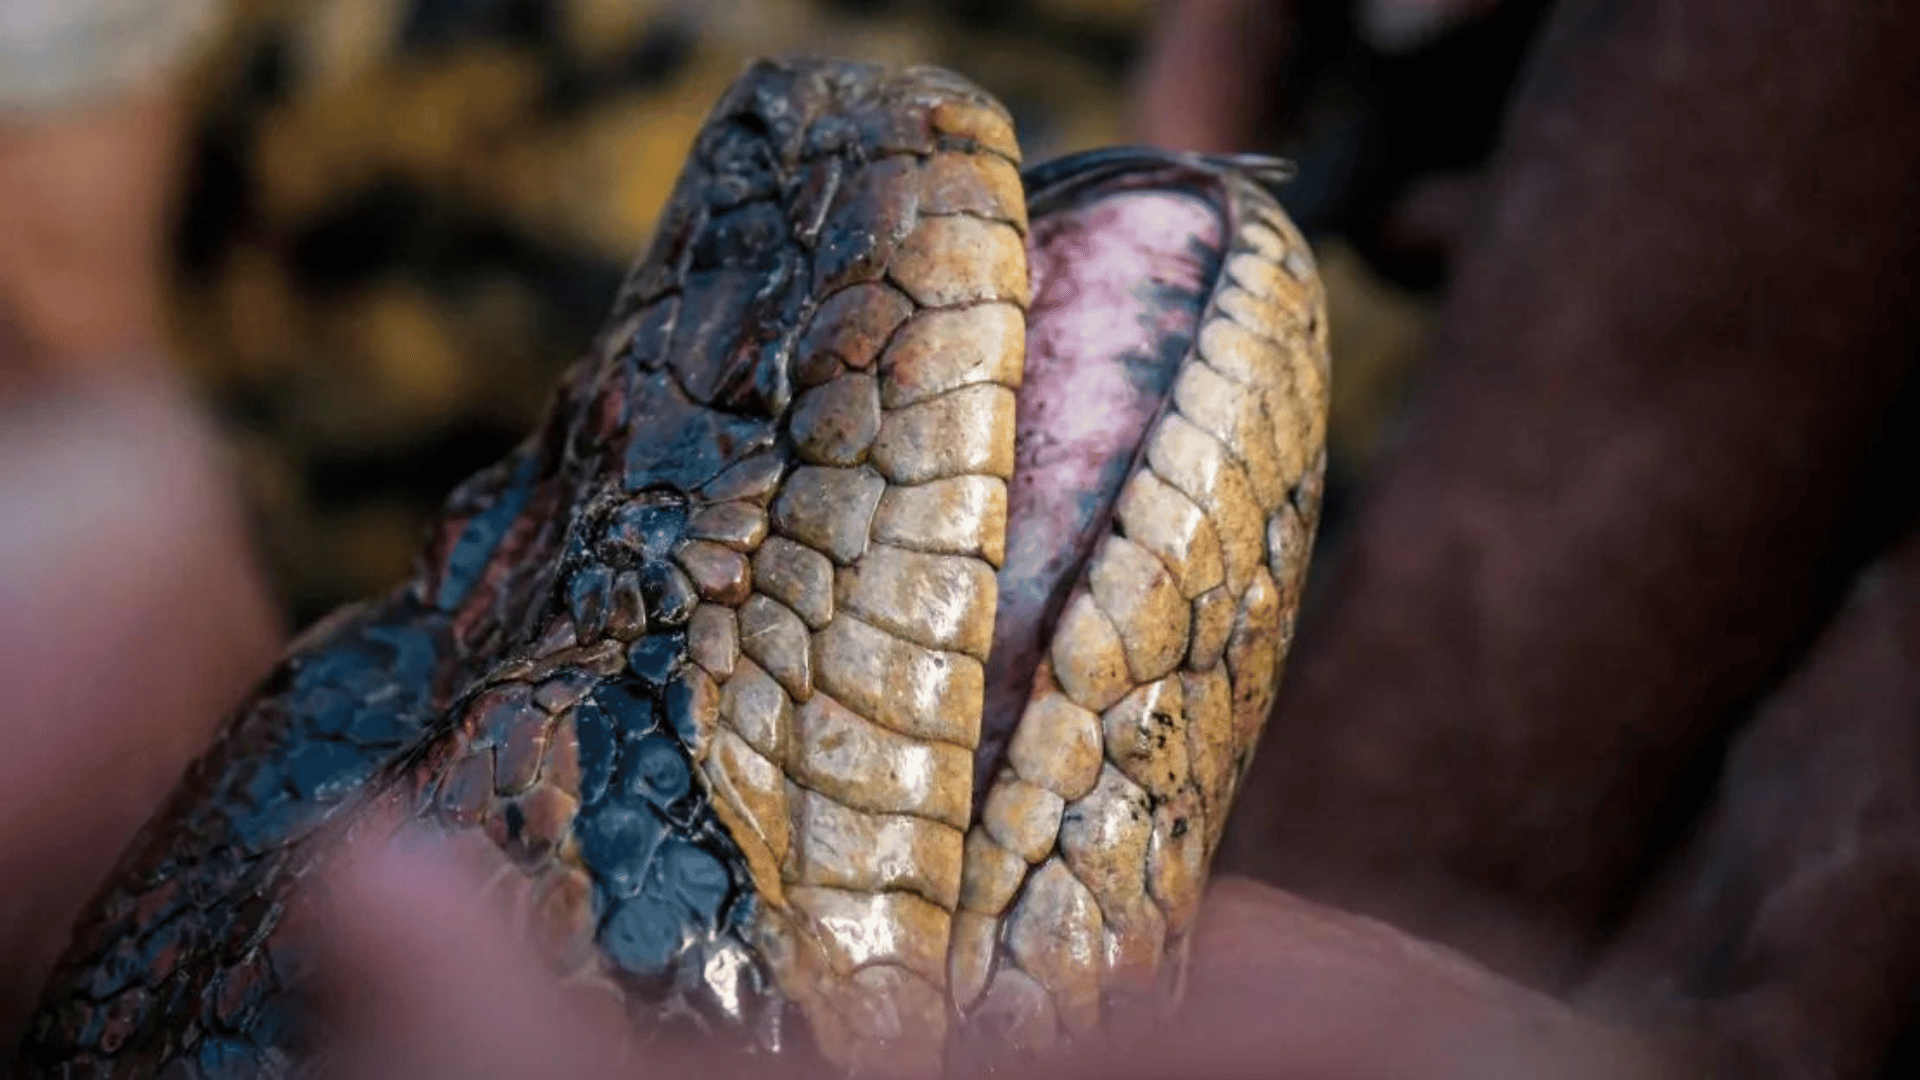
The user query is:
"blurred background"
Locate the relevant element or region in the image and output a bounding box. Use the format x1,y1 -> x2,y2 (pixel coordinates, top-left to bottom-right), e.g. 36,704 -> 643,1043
8,0 -> 1545,626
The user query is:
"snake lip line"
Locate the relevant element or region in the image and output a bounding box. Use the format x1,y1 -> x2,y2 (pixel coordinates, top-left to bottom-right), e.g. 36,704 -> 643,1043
16,57 -> 1329,1080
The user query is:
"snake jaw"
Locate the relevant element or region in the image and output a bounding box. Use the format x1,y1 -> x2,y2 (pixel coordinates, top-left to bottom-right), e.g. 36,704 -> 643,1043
15,57 -> 1327,1080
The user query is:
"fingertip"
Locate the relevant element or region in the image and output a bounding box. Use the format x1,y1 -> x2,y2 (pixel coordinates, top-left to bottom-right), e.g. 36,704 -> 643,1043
300,821 -> 634,1080
0,376 -> 281,1035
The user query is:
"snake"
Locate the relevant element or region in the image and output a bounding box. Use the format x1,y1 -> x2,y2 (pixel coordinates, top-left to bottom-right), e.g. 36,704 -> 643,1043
14,57 -> 1329,1079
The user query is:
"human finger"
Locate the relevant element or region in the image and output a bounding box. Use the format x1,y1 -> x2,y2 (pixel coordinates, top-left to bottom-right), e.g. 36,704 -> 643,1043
1064,876 -> 1681,1080
1578,522 -> 1920,1080
0,379 -> 280,1040
303,818 -> 818,1080
301,820 -> 635,1080
1225,0 -> 1920,982
1129,0 -> 1294,153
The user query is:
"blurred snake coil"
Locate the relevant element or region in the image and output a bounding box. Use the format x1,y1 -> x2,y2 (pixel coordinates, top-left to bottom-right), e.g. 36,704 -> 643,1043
18,58 -> 1330,1079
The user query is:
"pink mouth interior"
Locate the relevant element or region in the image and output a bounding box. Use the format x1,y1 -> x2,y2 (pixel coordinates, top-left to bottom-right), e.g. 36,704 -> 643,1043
975,188 -> 1226,799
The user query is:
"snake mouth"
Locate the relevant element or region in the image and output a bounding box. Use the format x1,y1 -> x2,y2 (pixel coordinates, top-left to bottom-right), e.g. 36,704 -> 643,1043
938,149 -> 1326,1065
980,161 -> 1235,805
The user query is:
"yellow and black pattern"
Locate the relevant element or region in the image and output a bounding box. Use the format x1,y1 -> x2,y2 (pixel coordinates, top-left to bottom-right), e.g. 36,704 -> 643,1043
169,0 -> 1151,623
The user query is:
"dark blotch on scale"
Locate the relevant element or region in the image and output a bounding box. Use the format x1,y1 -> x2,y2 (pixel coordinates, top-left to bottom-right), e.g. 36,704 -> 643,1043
700,121 -> 781,212
571,497 -> 700,637
640,563 -> 698,626
600,886 -> 682,977
623,737 -> 692,809
436,453 -> 539,613
192,1037 -> 257,1080
582,805 -> 669,900
615,380 -> 774,494
609,502 -> 690,562
597,679 -> 658,731
217,610 -> 448,857
601,840 -> 733,978
568,674 -> 755,982
569,564 -> 615,637
281,740 -> 369,804
575,697 -> 618,807
694,202 -> 790,271
628,632 -> 687,687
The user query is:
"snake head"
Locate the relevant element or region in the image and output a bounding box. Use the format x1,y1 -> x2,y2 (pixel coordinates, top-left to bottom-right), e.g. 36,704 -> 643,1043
14,56 -> 1328,1080
522,56 -> 1331,1076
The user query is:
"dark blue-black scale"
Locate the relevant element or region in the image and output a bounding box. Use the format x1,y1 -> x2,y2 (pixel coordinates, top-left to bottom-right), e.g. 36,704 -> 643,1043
221,608 -> 448,847
626,631 -> 685,687
571,663 -> 759,991
438,450 -> 542,611
19,597 -> 459,1079
559,482 -> 762,1001
568,498 -> 708,634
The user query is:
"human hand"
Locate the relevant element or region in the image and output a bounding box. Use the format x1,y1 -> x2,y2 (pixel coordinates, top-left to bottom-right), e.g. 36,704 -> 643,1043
1129,0 -> 1517,156
1130,0 -> 1920,1077
0,4 -> 281,1048
0,379 -> 282,1051
299,822 -> 1683,1080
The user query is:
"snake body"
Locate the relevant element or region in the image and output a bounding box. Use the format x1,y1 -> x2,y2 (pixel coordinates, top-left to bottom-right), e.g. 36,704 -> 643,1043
16,58 -> 1328,1078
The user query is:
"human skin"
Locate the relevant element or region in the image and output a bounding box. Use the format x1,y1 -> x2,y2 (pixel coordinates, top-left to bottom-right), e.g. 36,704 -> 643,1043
302,826 -> 1677,1080
1144,0 -> 1920,965
1578,528 -> 1920,1080
1137,0 -> 1920,1072
0,380 -> 282,1052
0,46 -> 285,1052
0,90 -> 186,389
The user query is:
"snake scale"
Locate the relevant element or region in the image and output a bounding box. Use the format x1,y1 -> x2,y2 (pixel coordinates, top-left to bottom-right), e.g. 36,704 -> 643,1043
15,58 -> 1329,1079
